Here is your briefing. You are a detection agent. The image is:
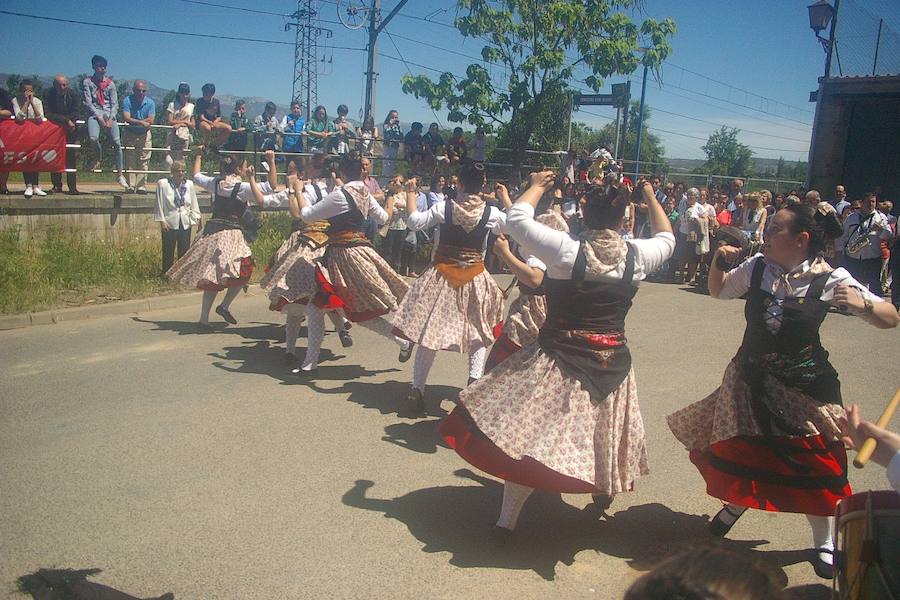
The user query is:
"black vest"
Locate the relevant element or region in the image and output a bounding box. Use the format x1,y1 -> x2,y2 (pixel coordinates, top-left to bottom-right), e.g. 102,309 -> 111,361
437,200 -> 491,251
538,241 -> 637,400
736,258 -> 841,436
326,188 -> 367,235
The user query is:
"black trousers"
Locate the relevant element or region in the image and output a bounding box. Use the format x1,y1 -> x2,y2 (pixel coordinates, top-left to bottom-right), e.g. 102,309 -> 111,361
843,256 -> 882,294
50,129 -> 78,191
161,227 -> 193,274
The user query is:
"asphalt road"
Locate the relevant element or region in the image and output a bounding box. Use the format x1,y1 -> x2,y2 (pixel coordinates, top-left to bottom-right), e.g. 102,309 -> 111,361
1,280 -> 897,599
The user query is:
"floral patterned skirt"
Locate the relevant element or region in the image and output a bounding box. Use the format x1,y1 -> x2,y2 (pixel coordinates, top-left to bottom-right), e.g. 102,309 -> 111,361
166,228 -> 253,291
439,343 -> 648,494
314,244 -> 408,322
666,360 -> 850,515
502,293 -> 547,348
261,239 -> 325,311
392,266 -> 503,352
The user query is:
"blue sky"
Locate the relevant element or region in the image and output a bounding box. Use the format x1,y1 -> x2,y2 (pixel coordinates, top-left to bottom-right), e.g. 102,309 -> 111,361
1,0 -> 897,161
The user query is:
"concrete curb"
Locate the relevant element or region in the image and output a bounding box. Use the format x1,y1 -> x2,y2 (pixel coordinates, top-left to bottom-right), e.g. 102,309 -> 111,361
0,285 -> 263,331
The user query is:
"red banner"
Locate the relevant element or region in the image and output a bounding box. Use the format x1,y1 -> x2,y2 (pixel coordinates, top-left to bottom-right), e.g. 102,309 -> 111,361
0,120 -> 67,172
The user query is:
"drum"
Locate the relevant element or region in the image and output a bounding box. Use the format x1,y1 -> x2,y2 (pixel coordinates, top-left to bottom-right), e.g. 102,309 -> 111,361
835,490 -> 900,600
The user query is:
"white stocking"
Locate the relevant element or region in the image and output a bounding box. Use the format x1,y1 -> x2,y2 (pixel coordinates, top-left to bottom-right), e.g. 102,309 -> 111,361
496,480 -> 534,531
326,310 -> 347,331
807,514 -> 835,564
300,304 -> 326,370
200,290 -> 218,323
468,346 -> 487,381
358,316 -> 409,349
412,347 -> 437,391
283,304 -> 306,354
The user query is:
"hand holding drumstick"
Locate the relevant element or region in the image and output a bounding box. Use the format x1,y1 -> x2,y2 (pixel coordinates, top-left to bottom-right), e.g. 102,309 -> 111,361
839,403 -> 900,469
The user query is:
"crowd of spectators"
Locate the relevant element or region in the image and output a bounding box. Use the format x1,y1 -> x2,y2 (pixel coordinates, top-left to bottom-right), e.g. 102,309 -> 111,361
1,54 -> 897,307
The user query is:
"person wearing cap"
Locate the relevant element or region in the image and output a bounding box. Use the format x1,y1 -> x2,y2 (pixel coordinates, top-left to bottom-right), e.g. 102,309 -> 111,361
166,83 -> 194,165
440,173 -> 674,532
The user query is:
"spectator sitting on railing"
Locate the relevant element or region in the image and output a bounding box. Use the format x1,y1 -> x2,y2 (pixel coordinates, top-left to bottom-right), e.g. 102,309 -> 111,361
226,99 -> 249,152
253,101 -> 279,161
82,55 -> 127,189
13,79 -> 47,198
404,122 -> 425,176
280,100 -> 305,172
305,104 -> 335,155
332,104 -> 353,155
121,80 -> 155,194
381,110 -> 403,179
0,87 -> 13,194
195,83 -> 231,148
166,82 -> 194,165
356,115 -> 377,157
44,75 -> 81,195
422,122 -> 445,171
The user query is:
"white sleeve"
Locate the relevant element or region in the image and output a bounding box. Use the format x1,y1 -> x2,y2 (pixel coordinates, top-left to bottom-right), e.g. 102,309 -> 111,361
526,256 -> 547,271
837,216 -> 855,252
368,194 -> 389,225
718,253 -> 761,300
301,188 -> 348,222
235,182 -> 256,205
630,232 -> 676,276
822,267 -> 886,307
488,207 -> 507,234
192,173 -> 216,195
888,450 -> 900,494
189,182 -> 201,222
506,201 -> 580,278
263,190 -> 289,209
154,181 -> 167,221
407,200 -> 445,232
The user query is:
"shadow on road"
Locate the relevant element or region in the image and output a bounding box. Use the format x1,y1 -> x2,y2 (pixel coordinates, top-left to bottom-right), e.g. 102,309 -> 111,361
308,378 -> 458,419
342,468 -> 826,586
17,568 -> 174,600
382,418 -> 451,455
208,339 -> 348,383
132,316 -> 284,342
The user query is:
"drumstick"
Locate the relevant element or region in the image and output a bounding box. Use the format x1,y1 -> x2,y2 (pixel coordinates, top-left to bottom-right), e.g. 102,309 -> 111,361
853,387 -> 900,468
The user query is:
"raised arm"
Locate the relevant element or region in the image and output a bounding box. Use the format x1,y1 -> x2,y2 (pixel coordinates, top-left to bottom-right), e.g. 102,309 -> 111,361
493,235 -> 543,288
639,180 -> 671,237
494,182 -> 513,211
246,167 -> 265,208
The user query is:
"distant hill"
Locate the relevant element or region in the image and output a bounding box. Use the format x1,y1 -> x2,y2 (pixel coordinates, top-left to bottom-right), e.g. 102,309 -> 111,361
667,156 -> 808,177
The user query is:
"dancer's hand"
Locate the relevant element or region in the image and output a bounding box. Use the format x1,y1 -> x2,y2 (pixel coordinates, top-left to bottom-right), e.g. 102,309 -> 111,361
716,244 -> 741,263
492,234 -> 510,257
529,170 -> 556,190
839,404 -> 900,468
404,178 -> 418,193
832,284 -> 865,313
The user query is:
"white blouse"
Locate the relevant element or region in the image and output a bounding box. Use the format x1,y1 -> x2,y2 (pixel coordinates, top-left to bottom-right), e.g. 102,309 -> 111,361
506,202 -> 676,283
300,181 -> 389,225
406,199 -> 506,255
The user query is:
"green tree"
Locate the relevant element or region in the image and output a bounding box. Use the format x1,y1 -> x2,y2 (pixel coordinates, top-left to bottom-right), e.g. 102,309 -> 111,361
699,126 -> 753,177
5,74 -> 44,96
400,0 -> 675,175
593,101 -> 665,172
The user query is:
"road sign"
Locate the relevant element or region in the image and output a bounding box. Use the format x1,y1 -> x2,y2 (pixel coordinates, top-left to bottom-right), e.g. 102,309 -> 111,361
574,93 -> 615,107
611,82 -> 631,108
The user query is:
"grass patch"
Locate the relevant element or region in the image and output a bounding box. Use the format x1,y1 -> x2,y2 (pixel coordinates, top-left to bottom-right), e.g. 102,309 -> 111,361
0,213 -> 292,314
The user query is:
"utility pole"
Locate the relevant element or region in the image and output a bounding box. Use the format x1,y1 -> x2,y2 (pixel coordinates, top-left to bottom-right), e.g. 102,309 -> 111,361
362,0 -> 409,123
633,63 -> 649,182
287,0 -> 331,121
613,107 -> 621,158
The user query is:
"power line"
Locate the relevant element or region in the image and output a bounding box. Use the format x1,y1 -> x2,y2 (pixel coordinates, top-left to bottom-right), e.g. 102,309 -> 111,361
646,106 -> 810,143
0,9 -> 365,50
174,0 -> 288,17
384,32 -> 444,128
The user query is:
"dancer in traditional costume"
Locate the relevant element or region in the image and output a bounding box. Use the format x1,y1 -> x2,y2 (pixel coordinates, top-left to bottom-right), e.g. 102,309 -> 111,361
292,153 -> 411,375
391,162 -> 508,414
167,148 -> 265,327
439,174 -> 674,532
259,156 -> 352,362
666,203 -> 898,579
484,209 -> 570,373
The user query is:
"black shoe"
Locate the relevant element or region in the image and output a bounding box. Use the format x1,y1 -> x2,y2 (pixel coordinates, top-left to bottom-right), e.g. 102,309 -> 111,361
398,343 -> 413,363
404,388 -> 425,416
215,305 -> 237,325
343,320 -> 352,331
66,189 -> 82,195
812,548 -> 835,580
49,186 -> 63,195
467,377 -> 478,386
338,329 -> 353,348
709,505 -> 745,537
591,494 -> 613,513
489,524 -> 514,545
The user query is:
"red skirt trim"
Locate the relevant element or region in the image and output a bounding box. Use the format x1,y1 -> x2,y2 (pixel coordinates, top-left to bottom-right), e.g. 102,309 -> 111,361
311,265 -> 390,323
689,435 -> 851,516
483,331 -> 521,374
197,257 -> 254,292
269,296 -> 310,312
439,406 -> 597,494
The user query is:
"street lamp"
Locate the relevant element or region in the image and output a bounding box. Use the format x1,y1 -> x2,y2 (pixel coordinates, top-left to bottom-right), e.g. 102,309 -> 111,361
807,0 -> 839,77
